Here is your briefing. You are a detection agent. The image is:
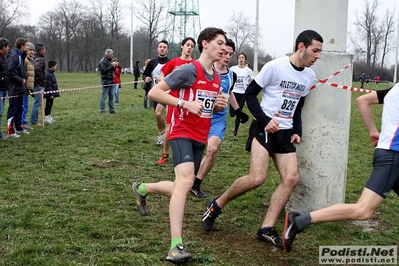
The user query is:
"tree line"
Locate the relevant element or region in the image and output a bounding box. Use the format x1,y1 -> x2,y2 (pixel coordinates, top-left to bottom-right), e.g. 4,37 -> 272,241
0,0 -> 396,80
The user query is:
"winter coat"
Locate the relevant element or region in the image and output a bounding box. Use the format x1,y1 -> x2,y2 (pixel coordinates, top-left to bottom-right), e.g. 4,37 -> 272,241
25,55 -> 35,91
33,52 -> 46,87
0,53 -> 9,91
133,64 -> 140,77
98,56 -> 114,85
44,68 -> 60,99
7,48 -> 28,96
113,65 -> 122,87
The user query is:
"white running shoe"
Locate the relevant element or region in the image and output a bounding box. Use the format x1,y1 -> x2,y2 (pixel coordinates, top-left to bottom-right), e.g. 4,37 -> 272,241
8,133 -> 20,138
16,129 -> 30,135
156,132 -> 165,146
45,115 -> 53,124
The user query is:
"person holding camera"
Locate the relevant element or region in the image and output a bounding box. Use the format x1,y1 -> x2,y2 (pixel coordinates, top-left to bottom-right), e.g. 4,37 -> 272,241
98,49 -> 116,114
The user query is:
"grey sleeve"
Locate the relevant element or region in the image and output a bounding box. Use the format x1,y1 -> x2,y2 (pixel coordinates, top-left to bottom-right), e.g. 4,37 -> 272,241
163,63 -> 197,91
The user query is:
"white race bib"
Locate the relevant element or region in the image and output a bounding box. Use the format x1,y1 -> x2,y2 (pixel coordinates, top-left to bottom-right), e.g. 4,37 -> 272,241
274,90 -> 300,119
196,89 -> 218,118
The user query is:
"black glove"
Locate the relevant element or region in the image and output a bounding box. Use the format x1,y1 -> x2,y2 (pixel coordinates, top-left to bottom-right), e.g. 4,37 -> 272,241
235,108 -> 249,123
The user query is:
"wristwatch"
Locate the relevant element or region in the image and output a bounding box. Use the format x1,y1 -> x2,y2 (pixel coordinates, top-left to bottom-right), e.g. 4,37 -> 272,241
177,99 -> 185,108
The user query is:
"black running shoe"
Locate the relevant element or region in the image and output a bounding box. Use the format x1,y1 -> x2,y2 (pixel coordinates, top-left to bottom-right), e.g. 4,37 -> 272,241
190,186 -> 208,198
257,227 -> 283,249
282,212 -> 302,252
202,198 -> 222,231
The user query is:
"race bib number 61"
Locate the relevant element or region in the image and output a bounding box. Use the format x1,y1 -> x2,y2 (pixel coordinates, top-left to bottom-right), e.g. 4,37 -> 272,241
197,89 -> 218,118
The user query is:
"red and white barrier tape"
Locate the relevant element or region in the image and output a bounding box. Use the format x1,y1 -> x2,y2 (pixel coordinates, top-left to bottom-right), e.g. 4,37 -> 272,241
0,80 -> 143,100
320,81 -> 374,93
310,62 -> 353,90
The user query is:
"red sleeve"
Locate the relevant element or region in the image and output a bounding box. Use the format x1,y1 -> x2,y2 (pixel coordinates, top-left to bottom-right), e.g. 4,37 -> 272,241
161,60 -> 175,77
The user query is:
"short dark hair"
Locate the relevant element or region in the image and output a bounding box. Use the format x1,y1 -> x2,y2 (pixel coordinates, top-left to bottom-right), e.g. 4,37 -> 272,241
225,38 -> 235,52
197,27 -> 226,53
48,60 -> 57,68
158,40 -> 169,48
294,30 -> 323,52
135,61 -> 140,65
35,43 -> 45,53
0,38 -> 10,49
15,38 -> 28,49
181,37 -> 196,46
237,52 -> 246,60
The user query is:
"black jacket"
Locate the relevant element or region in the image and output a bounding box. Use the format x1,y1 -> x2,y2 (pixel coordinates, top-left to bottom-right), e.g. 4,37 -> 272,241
133,64 -> 140,77
98,56 -> 114,85
7,48 -> 28,96
33,52 -> 46,87
0,53 -> 9,91
44,68 -> 60,98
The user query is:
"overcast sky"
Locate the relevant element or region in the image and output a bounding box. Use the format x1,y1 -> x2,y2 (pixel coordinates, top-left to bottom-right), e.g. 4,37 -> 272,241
27,0 -> 398,65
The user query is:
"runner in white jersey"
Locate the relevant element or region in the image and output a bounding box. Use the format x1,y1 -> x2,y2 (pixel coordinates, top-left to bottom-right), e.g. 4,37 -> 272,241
191,38 -> 249,198
283,84 -> 399,252
142,40 -> 170,146
202,30 -> 323,251
230,52 -> 254,138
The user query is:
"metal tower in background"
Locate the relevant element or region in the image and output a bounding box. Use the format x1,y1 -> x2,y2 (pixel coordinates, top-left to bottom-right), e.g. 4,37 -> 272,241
165,0 -> 201,58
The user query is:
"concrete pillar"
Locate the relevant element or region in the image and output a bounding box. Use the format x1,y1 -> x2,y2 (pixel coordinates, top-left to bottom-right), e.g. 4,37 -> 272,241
287,0 -> 354,212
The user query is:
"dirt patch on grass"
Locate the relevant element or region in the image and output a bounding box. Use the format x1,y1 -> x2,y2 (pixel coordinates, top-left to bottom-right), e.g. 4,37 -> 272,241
92,160 -> 137,169
345,211 -> 381,232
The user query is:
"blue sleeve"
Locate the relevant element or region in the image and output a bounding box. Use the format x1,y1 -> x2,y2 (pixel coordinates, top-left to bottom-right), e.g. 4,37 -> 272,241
45,74 -> 53,96
7,54 -> 23,84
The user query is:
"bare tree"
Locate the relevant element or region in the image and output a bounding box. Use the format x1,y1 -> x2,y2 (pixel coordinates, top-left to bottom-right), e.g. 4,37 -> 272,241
109,0 -> 123,38
0,0 -> 27,36
225,11 -> 256,53
134,0 -> 168,58
352,0 -> 379,72
89,0 -> 112,49
350,0 -> 396,73
74,12 -> 99,72
379,9 -> 396,68
57,0 -> 84,72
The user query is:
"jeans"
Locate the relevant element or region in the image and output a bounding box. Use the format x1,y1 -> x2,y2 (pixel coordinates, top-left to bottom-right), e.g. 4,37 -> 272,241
114,84 -> 119,104
100,82 -> 115,112
7,96 -> 23,134
0,90 -> 6,137
30,86 -> 44,125
21,95 -> 29,125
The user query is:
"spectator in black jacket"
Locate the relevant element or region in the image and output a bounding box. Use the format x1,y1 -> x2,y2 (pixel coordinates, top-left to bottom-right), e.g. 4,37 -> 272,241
6,37 -> 29,138
133,61 -> 140,89
30,43 -> 46,126
0,37 -> 10,139
44,60 -> 59,124
98,49 -> 116,114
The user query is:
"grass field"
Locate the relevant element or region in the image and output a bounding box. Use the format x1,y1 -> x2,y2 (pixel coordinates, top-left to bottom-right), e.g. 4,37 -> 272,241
0,72 -> 397,265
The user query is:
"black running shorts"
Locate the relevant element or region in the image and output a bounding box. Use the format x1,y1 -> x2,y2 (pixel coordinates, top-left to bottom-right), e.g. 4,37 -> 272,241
169,138 -> 205,173
245,119 -> 296,156
365,148 -> 399,198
